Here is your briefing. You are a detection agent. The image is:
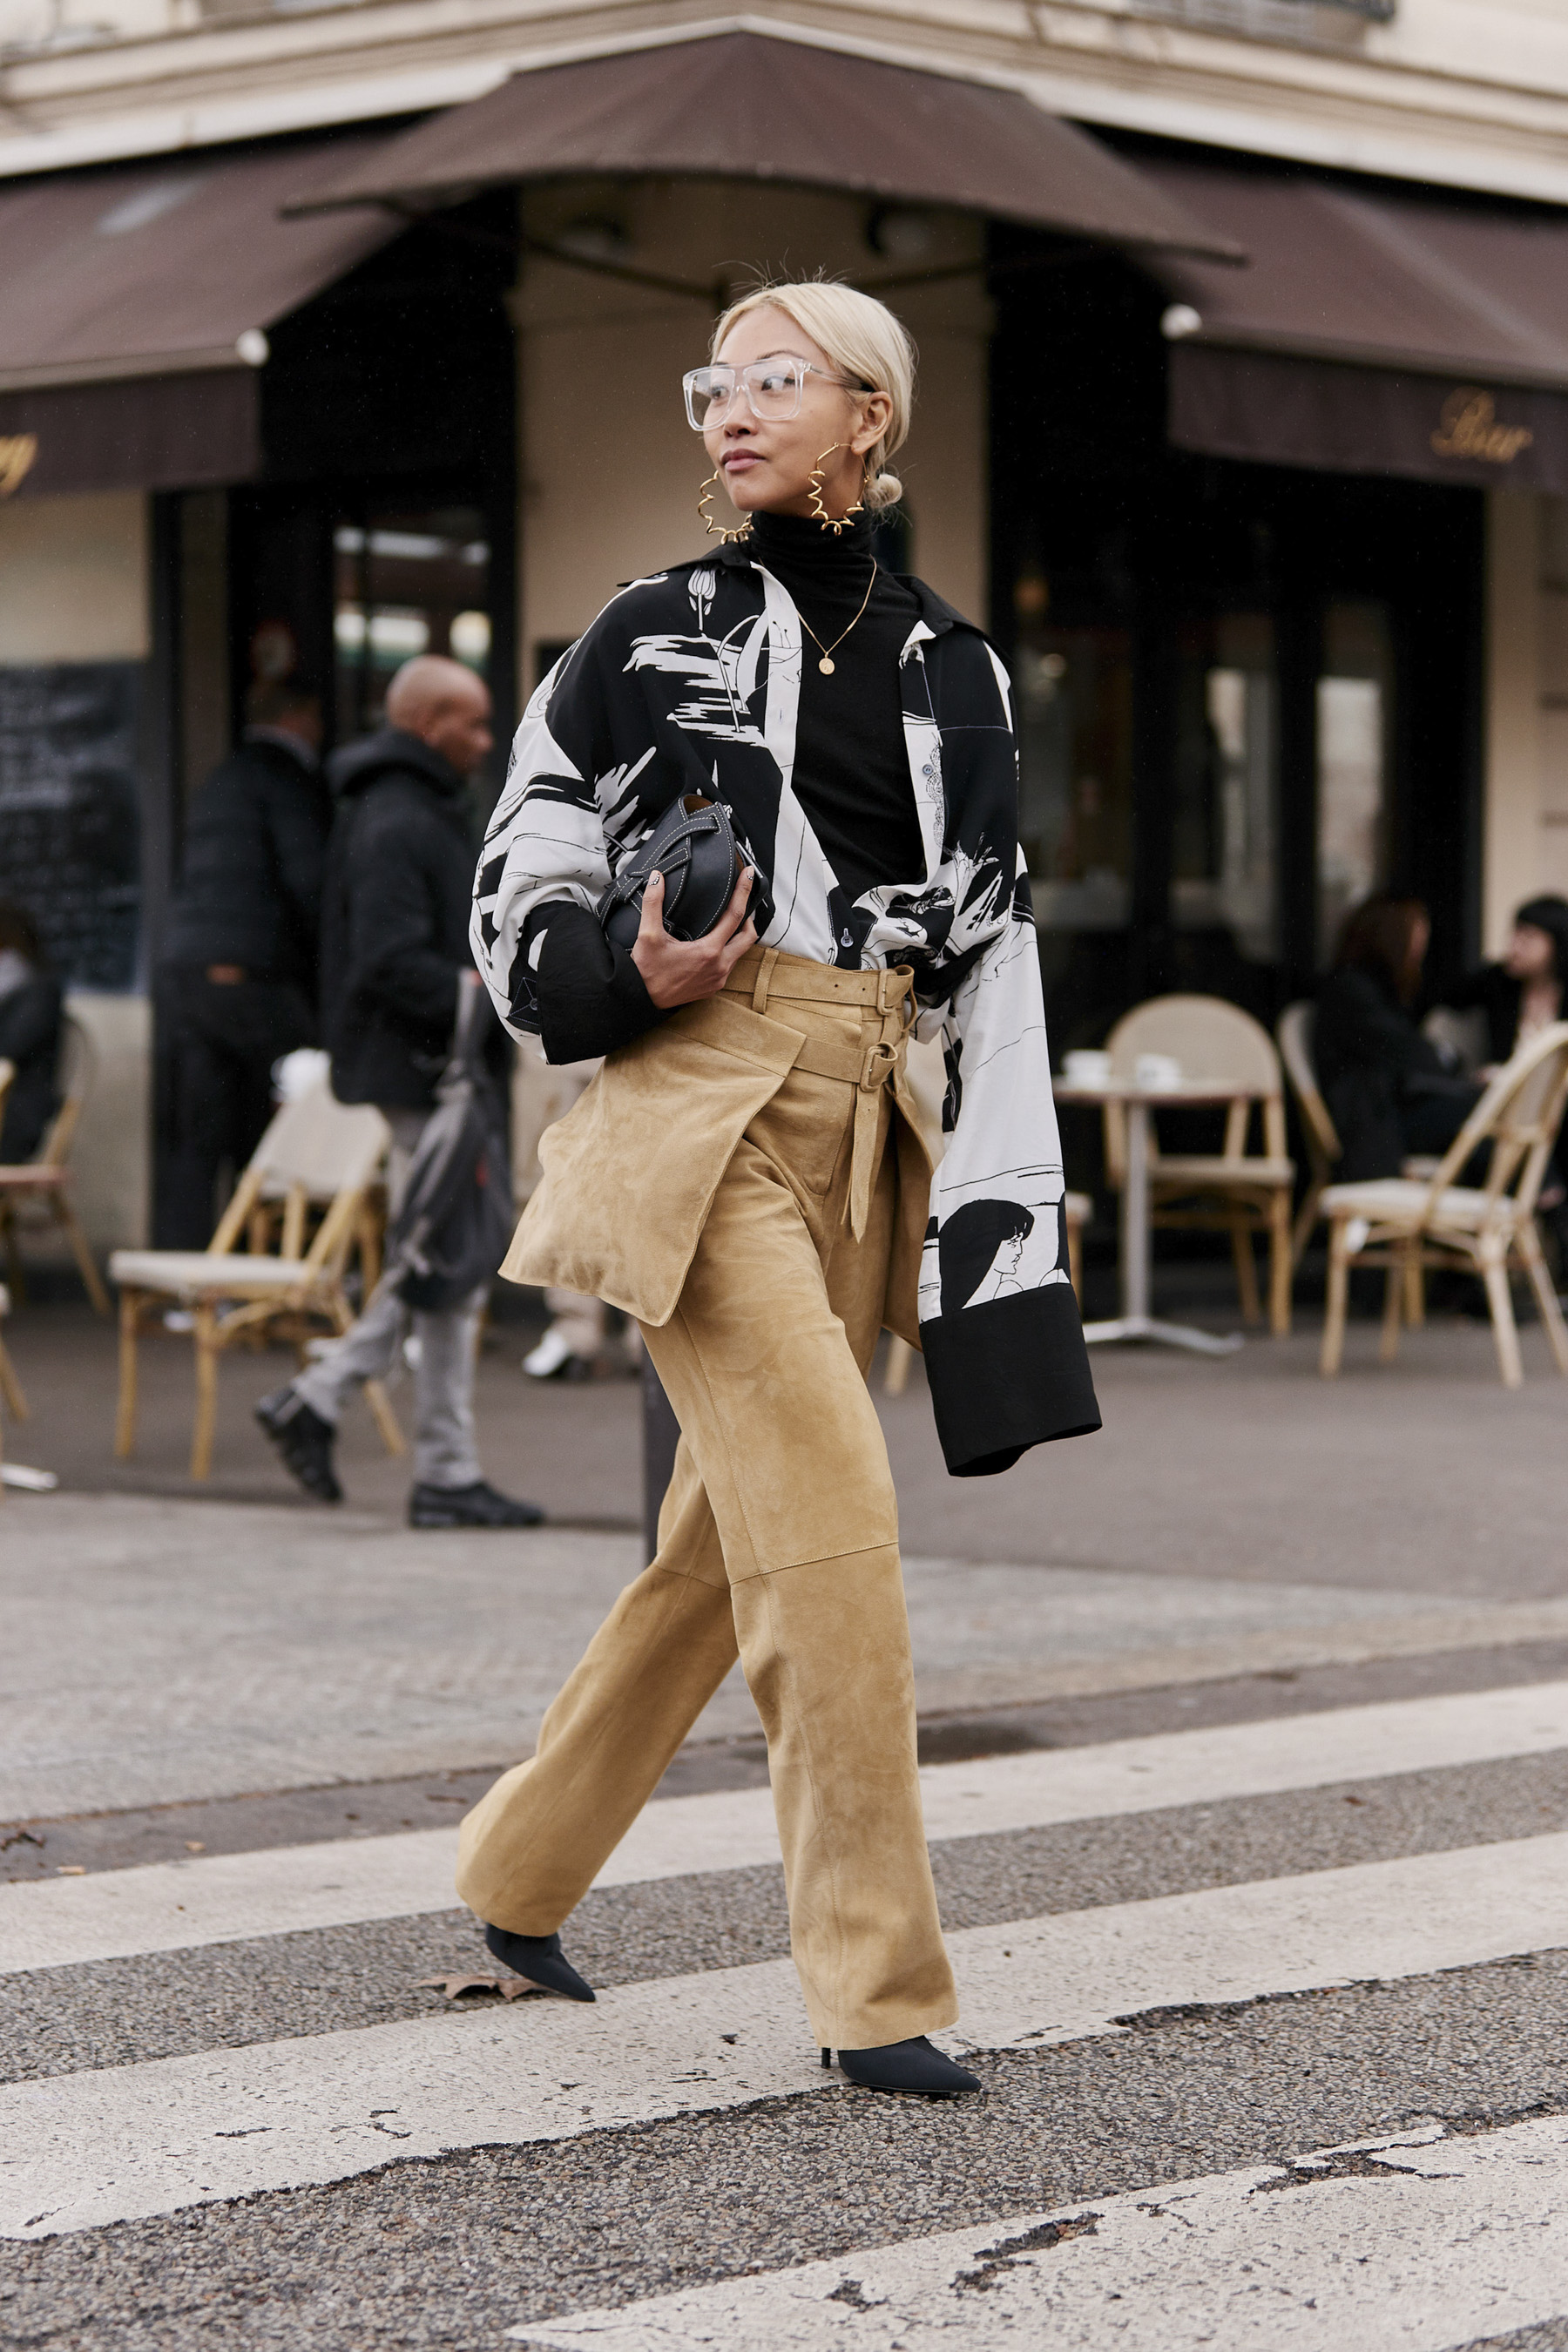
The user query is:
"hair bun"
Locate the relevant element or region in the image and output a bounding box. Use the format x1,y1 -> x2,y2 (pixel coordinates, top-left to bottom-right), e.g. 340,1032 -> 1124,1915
867,469 -> 902,511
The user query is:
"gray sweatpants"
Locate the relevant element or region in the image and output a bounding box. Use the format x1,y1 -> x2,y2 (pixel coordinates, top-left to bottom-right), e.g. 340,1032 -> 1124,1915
293,1107 -> 486,1491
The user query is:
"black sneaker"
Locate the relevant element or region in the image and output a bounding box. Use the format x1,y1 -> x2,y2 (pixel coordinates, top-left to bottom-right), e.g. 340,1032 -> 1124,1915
254,1386 -> 341,1503
408,1480 -> 544,1529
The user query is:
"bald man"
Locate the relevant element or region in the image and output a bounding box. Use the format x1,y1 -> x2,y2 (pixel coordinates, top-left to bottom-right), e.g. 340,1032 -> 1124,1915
257,656 -> 543,1529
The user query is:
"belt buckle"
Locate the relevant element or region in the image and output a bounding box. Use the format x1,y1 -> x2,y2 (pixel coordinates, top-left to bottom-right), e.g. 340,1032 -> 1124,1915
859,1039 -> 899,1090
876,965 -> 911,1014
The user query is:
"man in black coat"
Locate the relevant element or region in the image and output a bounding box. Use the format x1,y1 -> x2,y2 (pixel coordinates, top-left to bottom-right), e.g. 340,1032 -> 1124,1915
157,679 -> 330,1247
257,656 -> 541,1531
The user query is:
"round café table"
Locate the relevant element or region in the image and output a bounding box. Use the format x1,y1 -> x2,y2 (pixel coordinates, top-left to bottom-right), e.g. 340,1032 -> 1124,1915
1054,1076 -> 1253,1355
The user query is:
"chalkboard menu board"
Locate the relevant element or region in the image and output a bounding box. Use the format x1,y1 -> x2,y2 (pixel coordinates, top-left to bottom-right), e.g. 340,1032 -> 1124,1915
0,663 -> 142,990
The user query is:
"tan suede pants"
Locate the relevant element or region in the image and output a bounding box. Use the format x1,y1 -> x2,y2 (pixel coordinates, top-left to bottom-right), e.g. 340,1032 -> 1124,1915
456,958 -> 958,2051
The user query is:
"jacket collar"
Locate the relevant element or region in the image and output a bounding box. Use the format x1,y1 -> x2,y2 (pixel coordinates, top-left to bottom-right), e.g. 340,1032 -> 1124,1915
328,727 -> 466,801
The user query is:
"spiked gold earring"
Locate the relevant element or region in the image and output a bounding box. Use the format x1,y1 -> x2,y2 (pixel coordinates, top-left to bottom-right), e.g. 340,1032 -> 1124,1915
698,471 -> 752,544
808,444 -> 865,535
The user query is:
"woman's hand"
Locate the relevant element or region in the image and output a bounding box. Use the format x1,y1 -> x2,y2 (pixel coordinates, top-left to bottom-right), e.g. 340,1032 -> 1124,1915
630,866 -> 758,1009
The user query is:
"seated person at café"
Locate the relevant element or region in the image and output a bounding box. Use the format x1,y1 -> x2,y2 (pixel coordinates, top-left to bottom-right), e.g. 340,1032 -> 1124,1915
1442,892 -> 1568,1208
1443,895 -> 1568,1067
1315,895 -> 1482,1182
0,902 -> 62,1164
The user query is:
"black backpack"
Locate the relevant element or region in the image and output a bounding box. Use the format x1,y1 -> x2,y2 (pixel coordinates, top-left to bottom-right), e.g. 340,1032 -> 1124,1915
382,980 -> 514,1312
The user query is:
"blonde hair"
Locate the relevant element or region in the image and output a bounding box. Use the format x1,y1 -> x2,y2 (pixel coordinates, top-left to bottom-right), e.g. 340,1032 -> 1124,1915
711,280 -> 915,511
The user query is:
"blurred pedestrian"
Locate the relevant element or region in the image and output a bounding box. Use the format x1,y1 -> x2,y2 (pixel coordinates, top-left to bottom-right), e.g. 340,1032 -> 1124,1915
255,655 -> 543,1530
1316,894 -> 1483,1181
158,679 -> 329,1247
0,903 -> 63,1164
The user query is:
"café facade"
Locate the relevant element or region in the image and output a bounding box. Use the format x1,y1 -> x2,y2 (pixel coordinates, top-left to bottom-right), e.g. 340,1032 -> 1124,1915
3,18 -> 1568,1241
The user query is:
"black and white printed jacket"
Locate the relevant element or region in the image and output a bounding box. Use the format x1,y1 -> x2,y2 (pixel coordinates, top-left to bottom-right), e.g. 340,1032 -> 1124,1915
472,541 -> 1099,1475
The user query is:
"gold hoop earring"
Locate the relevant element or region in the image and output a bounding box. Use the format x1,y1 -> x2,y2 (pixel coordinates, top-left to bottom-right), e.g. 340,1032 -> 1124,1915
808,444 -> 865,535
698,471 -> 752,544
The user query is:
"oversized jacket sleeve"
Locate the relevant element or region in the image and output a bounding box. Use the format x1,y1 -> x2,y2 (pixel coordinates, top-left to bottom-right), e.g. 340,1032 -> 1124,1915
913,641 -> 1101,1477
470,617 -> 661,1062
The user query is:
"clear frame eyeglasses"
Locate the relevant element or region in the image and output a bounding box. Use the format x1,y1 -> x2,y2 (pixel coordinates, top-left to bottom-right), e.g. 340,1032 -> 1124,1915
682,357 -> 860,432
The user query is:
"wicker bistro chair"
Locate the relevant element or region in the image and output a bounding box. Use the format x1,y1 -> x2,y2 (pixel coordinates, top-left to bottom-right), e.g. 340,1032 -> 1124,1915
0,1281 -> 24,1501
109,1078 -> 403,1480
0,1066 -> 37,1482
1104,996 -> 1296,1335
1276,998 -> 1489,1331
0,1276 -> 24,1426
1276,1003 -> 1343,1267
1318,1022 -> 1568,1388
0,1014 -> 111,1315
0,1072 -> 20,1429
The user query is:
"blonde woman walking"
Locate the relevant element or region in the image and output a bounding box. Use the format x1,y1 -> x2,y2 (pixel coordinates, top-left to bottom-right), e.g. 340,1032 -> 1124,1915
462,280 -> 1098,2096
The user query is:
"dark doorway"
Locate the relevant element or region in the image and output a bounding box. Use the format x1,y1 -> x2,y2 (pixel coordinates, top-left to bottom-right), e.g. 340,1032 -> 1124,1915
989,230 -> 1484,1058
152,192 -> 518,1242
226,191 -> 518,792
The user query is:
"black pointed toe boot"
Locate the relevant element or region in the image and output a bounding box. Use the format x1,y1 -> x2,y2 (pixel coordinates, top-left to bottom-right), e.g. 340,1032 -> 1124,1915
483,1922 -> 596,2002
825,2037 -> 980,2096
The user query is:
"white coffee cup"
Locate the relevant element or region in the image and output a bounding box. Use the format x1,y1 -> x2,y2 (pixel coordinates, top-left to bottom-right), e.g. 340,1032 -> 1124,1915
1134,1051 -> 1183,1092
1063,1049 -> 1112,1087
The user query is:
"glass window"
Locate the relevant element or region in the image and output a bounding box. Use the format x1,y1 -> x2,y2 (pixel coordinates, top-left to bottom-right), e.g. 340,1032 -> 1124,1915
333,504 -> 491,740
1173,612 -> 1278,962
1317,599 -> 1393,963
1015,617 -> 1133,933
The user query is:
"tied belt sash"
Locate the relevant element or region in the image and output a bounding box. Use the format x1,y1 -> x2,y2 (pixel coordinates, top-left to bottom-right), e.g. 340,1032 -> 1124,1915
721,946 -> 917,1242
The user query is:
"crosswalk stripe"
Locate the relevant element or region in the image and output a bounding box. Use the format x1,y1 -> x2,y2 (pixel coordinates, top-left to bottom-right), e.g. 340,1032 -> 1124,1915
509,2113 -> 1568,2350
7,1677 -> 1568,1977
6,1829 -> 1568,2242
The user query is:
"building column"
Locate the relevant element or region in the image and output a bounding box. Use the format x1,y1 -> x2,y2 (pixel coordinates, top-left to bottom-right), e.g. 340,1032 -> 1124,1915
1483,489 -> 1541,958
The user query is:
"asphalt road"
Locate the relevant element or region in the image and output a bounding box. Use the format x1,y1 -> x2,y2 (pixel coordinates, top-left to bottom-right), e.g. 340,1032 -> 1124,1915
4,1303 -> 1568,2346
7,1659 -> 1568,2345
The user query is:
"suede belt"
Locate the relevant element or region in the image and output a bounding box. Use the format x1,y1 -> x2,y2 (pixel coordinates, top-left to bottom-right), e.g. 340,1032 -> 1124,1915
721,948 -> 917,1241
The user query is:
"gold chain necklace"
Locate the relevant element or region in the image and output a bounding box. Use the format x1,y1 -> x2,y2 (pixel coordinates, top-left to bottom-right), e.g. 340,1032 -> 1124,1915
796,560 -> 876,676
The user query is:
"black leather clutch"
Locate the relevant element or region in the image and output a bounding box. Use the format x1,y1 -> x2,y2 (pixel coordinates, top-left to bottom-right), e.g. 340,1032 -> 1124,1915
598,794 -> 747,951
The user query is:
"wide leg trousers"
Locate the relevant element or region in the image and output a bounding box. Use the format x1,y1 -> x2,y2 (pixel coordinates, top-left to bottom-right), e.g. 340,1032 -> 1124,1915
456,983 -> 957,2051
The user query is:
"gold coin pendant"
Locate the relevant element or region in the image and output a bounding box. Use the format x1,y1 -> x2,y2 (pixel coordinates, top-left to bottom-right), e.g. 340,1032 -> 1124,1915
818,655 -> 835,676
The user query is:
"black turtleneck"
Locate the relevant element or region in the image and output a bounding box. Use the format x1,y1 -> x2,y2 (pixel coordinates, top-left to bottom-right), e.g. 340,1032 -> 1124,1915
528,510 -> 925,1064
750,510 -> 926,905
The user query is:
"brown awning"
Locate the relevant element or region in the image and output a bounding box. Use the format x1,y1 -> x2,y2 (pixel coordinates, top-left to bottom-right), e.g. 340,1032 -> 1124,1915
0,133 -> 402,497
288,32 -> 1242,264
1169,346 -> 1568,496
1146,157 -> 1568,490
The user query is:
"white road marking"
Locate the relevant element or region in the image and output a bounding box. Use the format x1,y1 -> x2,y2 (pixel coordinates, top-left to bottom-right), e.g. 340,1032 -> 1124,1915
0,1830 -> 464,1980
510,2113 -> 1568,2349
6,1678 -> 1568,1977
5,1830 -> 1568,2241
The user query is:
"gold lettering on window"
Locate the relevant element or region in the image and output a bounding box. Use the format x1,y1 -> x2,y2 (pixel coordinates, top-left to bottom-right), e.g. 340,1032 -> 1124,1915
0,434 -> 37,497
1431,388 -> 1534,466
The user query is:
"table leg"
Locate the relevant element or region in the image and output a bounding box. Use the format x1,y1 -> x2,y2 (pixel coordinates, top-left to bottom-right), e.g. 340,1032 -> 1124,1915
1083,1098 -> 1243,1354
1124,1099 -> 1150,1321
